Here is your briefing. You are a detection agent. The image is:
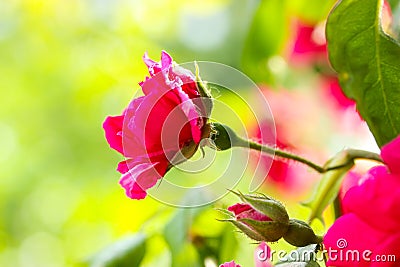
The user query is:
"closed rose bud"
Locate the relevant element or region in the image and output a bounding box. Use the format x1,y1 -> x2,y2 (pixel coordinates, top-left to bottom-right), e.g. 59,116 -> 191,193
283,219 -> 322,247
223,202 -> 289,242
237,193 -> 289,224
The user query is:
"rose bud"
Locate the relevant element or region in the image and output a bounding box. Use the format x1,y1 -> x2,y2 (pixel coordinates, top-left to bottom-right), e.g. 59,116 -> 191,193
220,192 -> 290,242
283,219 -> 322,247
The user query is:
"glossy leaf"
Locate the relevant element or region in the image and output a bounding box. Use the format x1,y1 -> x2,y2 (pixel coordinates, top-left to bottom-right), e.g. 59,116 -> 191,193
302,151 -> 354,224
87,233 -> 146,267
326,0 -> 400,147
163,191 -> 210,267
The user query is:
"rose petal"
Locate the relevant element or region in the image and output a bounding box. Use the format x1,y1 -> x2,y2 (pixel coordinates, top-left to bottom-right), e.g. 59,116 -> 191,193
142,51 -> 172,77
228,203 -> 252,215
371,233 -> 400,267
228,203 -> 271,221
103,115 -> 124,154
381,135 -> 400,174
119,159 -> 168,200
343,166 -> 400,232
174,87 -> 203,143
324,214 -> 386,267
117,160 -> 129,174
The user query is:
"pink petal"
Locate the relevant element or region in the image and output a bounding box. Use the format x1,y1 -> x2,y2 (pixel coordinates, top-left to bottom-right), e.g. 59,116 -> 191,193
140,69 -> 171,96
174,87 -> 203,143
140,92 -> 183,152
228,203 -> 271,221
142,51 -> 173,77
142,52 -> 161,76
122,96 -> 148,159
103,115 -> 124,154
324,214 -> 386,267
371,233 -> 400,267
228,203 -> 252,215
381,135 -> 400,174
119,159 -> 168,200
117,160 -> 129,174
160,50 -> 173,69
343,166 -> 400,232
170,65 -> 199,98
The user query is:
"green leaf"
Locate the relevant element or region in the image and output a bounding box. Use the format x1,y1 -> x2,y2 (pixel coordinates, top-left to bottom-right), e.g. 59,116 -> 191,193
163,207 -> 203,267
87,233 -> 146,267
326,0 -> 400,147
302,151 -> 354,224
163,191 -> 210,267
218,225 -> 239,263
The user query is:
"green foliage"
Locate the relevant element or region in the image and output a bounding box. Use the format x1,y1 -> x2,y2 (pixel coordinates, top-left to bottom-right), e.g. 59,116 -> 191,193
87,233 -> 146,267
241,0 -> 289,83
302,151 -> 354,223
163,207 -> 205,267
326,0 -> 400,147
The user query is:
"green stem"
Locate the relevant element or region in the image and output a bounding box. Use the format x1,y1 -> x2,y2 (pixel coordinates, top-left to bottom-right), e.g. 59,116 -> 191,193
211,122 -> 383,174
246,140 -> 326,173
346,149 -> 383,163
234,138 -> 383,174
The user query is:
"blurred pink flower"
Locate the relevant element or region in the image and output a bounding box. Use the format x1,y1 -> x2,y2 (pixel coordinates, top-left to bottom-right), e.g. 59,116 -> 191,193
253,89 -> 325,195
254,242 -> 273,267
288,20 -> 327,65
219,260 -> 241,267
103,51 -> 209,199
324,136 -> 400,266
382,0 -> 393,34
322,77 -> 355,110
255,121 -> 303,192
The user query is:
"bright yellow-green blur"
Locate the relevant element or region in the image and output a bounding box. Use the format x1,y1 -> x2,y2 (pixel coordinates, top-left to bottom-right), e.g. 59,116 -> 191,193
0,0 -> 369,267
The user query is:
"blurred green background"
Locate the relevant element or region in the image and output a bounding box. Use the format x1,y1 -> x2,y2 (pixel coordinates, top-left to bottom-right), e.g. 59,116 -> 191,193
0,0 -> 375,266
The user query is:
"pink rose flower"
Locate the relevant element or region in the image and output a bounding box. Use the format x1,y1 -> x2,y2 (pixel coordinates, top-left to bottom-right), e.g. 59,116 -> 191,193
103,51 -> 210,199
324,136 -> 400,266
219,260 -> 241,267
